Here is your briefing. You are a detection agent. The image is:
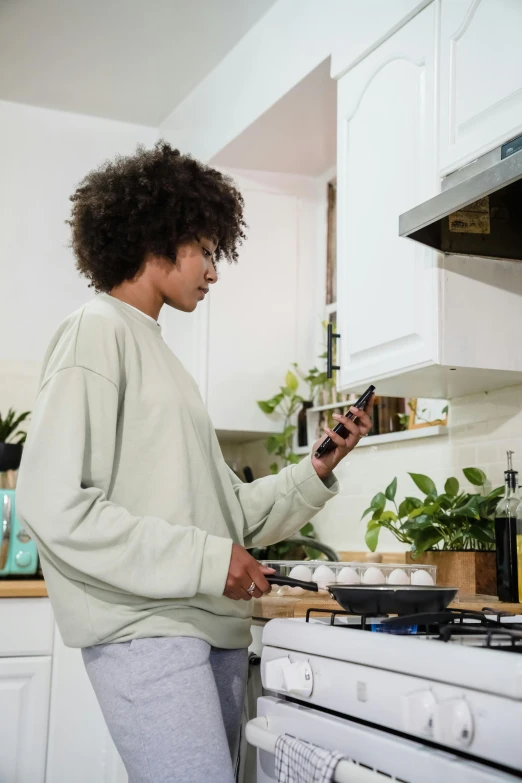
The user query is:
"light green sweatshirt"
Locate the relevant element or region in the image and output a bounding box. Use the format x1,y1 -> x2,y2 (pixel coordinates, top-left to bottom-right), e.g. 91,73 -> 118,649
17,294 -> 339,648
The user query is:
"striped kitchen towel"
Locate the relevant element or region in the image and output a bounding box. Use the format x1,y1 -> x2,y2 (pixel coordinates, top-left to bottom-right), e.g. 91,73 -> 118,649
275,733 -> 344,783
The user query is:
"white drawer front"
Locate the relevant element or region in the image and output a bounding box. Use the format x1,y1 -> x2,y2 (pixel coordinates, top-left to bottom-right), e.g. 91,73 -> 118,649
0,598 -> 54,656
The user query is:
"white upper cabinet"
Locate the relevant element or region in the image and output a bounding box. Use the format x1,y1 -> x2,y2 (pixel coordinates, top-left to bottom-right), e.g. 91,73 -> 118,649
206,173 -> 320,438
336,4 -> 438,393
440,0 -> 522,175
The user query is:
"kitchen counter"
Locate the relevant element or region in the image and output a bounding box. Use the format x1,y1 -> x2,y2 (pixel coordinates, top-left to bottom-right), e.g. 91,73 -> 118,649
4,580 -> 522,616
0,579 -> 47,598
252,592 -> 522,619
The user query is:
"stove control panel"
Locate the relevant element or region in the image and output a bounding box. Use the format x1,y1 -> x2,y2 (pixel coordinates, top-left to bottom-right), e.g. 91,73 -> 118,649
434,698 -> 474,748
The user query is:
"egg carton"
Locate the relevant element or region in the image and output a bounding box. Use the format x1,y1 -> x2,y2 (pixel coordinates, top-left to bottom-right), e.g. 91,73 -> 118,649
260,560 -> 436,592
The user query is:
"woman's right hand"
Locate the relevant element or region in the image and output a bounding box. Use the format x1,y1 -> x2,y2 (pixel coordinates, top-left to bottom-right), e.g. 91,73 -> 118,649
223,543 -> 275,600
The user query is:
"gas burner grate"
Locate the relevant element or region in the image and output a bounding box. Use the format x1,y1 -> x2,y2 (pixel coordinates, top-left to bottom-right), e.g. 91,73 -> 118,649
304,607 -> 522,648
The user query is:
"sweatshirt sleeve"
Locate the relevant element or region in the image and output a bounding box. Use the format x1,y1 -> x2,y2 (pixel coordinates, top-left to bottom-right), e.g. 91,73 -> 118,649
227,456 -> 339,549
16,366 -> 232,599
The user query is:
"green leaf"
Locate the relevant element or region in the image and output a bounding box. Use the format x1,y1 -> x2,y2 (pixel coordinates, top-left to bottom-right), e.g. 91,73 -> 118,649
372,509 -> 383,521
398,498 -> 413,518
365,525 -> 380,552
411,526 -> 444,556
405,497 -> 423,509
485,486 -> 504,501
269,463 -> 279,474
409,473 -> 436,496
442,405 -> 449,416
266,437 -> 278,453
285,371 -> 299,393
385,477 -> 397,501
445,477 -> 459,497
463,467 -> 486,487
454,495 -> 481,519
300,522 -> 315,537
380,510 -> 398,522
360,507 -> 375,520
469,525 -> 495,545
408,507 -> 425,519
287,453 -> 301,464
283,424 -> 297,438
370,492 -> 386,511
257,400 -> 275,414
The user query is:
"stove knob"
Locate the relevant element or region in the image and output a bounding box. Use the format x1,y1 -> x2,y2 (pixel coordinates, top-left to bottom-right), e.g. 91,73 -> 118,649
282,660 -> 314,698
264,656 -> 291,692
434,699 -> 474,748
403,690 -> 436,737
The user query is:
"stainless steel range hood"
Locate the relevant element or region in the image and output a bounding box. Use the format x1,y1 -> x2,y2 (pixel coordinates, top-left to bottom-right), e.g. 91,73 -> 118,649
399,134 -> 522,261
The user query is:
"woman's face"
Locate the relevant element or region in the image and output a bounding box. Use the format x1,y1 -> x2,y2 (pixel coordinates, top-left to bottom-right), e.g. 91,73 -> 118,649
153,237 -> 218,313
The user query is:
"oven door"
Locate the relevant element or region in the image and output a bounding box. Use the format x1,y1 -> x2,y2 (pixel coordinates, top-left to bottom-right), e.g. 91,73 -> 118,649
248,697 -> 520,783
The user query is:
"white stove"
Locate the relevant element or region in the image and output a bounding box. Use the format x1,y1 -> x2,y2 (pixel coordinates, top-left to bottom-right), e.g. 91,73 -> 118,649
246,609 -> 522,782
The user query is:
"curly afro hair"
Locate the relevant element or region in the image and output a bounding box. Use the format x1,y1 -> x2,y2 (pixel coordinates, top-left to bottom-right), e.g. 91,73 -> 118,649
68,141 -> 246,292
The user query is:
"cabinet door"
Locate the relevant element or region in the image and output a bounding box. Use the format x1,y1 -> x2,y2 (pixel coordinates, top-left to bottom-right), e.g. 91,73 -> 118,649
440,0 -> 522,175
207,187 -> 299,435
336,4 -> 438,391
0,656 -> 51,783
46,627 -> 127,783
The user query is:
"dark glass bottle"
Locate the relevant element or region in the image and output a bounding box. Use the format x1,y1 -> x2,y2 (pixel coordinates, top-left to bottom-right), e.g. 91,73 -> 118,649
495,451 -> 519,602
297,401 -> 314,447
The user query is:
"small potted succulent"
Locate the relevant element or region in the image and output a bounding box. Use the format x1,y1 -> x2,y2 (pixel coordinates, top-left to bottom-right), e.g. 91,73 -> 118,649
363,468 -> 502,594
0,408 -> 30,473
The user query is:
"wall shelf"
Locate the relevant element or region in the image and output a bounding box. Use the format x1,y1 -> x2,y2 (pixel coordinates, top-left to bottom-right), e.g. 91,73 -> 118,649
296,425 -> 447,455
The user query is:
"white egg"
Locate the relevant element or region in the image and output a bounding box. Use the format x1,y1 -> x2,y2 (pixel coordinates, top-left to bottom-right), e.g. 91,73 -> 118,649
387,568 -> 410,585
289,565 -> 313,582
312,565 -> 336,587
362,566 -> 385,585
337,566 -> 361,585
411,569 -> 435,586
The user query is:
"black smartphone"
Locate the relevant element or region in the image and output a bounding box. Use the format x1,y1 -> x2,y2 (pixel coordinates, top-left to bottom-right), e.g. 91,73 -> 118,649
314,384 -> 375,458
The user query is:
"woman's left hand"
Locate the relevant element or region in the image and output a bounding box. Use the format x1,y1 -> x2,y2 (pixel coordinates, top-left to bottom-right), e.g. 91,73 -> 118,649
311,396 -> 374,481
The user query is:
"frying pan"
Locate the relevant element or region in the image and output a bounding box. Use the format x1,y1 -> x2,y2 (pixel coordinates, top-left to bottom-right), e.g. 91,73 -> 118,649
266,574 -> 458,616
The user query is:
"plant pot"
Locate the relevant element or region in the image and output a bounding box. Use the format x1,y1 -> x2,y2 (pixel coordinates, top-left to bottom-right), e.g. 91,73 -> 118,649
405,551 -> 497,596
0,442 -> 23,472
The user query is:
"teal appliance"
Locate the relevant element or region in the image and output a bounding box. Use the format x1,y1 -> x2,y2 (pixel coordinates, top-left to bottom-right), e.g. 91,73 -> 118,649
0,490 -> 38,576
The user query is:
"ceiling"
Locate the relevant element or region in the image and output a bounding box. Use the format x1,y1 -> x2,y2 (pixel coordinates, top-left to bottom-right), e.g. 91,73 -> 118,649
0,0 -> 276,125
212,59 -> 336,176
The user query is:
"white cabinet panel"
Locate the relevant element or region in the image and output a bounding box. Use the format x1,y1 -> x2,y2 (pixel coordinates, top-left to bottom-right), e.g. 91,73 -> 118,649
160,299 -> 209,400
0,598 -> 53,657
440,0 -> 522,174
207,187 -> 300,435
0,656 -> 51,783
46,627 -> 127,783
336,5 -> 438,391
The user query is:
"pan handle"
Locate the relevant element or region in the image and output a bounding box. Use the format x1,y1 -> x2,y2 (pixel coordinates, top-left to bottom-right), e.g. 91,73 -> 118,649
266,574 -> 319,592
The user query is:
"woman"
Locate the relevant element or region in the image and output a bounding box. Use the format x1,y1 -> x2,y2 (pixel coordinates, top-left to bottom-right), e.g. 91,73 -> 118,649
17,142 -> 372,783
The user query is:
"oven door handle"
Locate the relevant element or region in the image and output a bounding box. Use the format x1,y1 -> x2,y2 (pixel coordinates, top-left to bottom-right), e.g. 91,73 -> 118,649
245,717 -> 393,783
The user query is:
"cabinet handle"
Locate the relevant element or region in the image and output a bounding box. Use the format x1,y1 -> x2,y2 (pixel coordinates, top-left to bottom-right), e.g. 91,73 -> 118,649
327,323 -> 340,379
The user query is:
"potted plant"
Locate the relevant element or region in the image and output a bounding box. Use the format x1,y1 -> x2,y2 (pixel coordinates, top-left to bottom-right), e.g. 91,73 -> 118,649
0,408 -> 30,473
254,369 -> 323,561
363,468 -> 502,594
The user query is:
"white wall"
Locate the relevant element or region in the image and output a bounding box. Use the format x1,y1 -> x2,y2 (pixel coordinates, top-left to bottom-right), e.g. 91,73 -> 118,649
159,0 -> 431,162
0,100 -> 158,413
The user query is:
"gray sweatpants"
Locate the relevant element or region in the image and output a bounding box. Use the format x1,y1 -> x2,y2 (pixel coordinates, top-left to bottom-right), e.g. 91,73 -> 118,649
82,636 -> 249,783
